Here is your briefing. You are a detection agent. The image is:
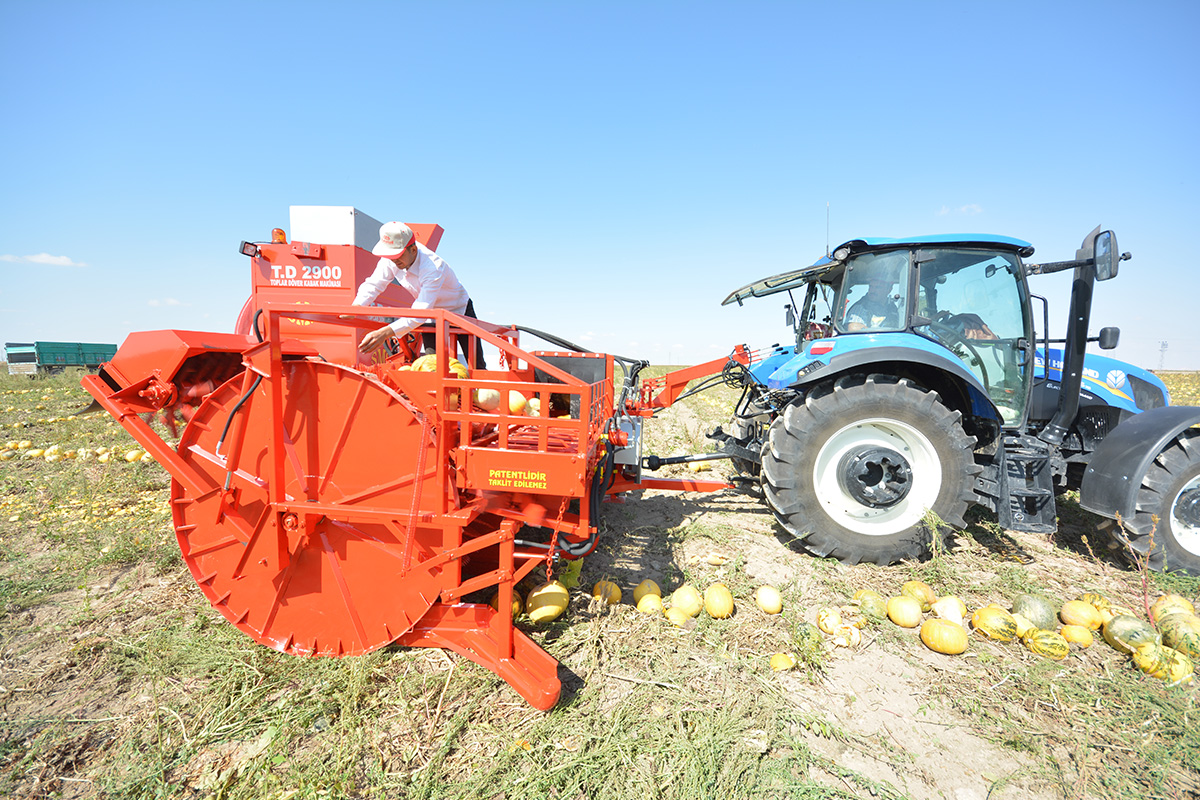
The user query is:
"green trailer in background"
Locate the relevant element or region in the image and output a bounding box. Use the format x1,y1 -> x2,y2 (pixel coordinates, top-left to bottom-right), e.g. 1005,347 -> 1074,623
4,341 -> 118,376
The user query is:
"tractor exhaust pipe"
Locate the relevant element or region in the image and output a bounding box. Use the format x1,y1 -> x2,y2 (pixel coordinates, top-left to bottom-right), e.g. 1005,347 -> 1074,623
1037,264 -> 1095,447
1034,228 -> 1124,447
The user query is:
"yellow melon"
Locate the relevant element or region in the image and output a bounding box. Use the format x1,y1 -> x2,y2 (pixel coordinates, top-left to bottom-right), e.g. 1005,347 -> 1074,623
704,584 -> 735,619
525,581 -> 569,623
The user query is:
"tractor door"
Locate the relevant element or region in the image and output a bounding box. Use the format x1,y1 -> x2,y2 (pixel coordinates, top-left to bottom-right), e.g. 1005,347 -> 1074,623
911,248 -> 1034,426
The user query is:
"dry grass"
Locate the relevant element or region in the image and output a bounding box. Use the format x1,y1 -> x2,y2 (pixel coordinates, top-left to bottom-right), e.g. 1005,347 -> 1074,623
0,368 -> 1198,799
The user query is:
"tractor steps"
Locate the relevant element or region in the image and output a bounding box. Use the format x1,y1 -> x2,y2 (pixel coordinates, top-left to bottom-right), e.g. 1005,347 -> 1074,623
997,434 -> 1058,534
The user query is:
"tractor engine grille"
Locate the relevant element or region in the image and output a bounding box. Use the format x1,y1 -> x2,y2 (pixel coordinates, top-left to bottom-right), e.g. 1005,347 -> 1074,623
1074,406 -> 1125,451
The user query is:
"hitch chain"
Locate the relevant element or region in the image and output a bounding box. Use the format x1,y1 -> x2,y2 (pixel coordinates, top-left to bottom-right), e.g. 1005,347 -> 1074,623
545,495 -> 570,582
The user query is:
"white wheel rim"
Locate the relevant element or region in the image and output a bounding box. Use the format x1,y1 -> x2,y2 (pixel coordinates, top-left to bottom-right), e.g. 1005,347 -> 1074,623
812,417 -> 942,536
1170,475 -> 1200,556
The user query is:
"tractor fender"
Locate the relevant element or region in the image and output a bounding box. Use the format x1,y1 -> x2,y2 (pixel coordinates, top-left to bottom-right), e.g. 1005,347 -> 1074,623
1078,405 -> 1200,520
781,344 -> 1000,423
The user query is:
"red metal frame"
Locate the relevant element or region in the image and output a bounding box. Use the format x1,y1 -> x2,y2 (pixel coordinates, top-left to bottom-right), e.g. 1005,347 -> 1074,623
82,231 -> 752,711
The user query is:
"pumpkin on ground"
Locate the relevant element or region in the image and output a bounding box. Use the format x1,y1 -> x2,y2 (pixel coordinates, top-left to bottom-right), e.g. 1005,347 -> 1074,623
1102,615 -> 1161,655
887,596 -> 923,628
633,579 -> 661,604
817,607 -> 843,634
1157,613 -> 1200,659
1060,625 -> 1094,648
704,584 -> 735,619
971,606 -> 1018,642
592,580 -> 621,605
1104,604 -> 1132,623
636,593 -> 664,615
1132,643 -> 1195,685
931,596 -> 967,627
665,607 -> 691,628
831,625 -> 861,648
1077,592 -> 1112,615
792,622 -> 823,652
770,653 -> 796,672
755,586 -> 783,615
1011,594 -> 1058,631
1023,629 -> 1070,660
1151,594 -> 1196,624
670,585 -> 704,618
901,581 -> 937,612
1059,600 -> 1103,631
921,619 -> 969,655
857,593 -> 888,620
525,581 -> 570,623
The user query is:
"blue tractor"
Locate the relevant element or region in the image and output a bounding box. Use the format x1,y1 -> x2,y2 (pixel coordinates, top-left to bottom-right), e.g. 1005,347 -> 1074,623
709,228 -> 1200,574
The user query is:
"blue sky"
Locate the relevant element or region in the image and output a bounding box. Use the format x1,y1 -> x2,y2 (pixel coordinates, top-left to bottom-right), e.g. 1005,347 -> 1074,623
2,1 -> 1198,371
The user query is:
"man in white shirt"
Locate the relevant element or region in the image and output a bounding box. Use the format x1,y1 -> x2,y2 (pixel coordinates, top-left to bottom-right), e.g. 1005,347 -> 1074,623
353,221 -> 486,367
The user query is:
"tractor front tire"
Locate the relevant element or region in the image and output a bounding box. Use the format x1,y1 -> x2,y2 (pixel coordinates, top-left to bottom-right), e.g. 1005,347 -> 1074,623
761,374 -> 978,565
1122,429 -> 1200,576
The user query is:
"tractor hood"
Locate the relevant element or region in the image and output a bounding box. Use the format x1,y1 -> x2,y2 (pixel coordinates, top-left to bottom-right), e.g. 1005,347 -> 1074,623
722,233 -> 1035,306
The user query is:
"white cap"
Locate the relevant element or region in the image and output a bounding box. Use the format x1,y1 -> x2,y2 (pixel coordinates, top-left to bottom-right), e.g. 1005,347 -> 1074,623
372,221 -> 415,257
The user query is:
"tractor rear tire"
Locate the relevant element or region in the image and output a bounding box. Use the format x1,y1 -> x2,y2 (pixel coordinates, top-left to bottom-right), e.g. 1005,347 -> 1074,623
761,374 -> 978,565
1122,429 -> 1200,576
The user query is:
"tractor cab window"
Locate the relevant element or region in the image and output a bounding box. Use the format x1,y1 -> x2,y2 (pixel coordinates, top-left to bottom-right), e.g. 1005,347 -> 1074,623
834,251 -> 909,334
914,249 -> 1031,425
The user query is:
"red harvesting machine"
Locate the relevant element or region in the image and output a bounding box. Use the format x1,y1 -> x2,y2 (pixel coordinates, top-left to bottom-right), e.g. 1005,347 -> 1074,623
82,207 -> 748,710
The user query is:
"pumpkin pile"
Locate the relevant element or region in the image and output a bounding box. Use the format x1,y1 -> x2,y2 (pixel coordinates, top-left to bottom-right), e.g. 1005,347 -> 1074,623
0,439 -> 154,464
859,580 -> 1197,685
538,566 -> 1196,688
588,576 -> 744,626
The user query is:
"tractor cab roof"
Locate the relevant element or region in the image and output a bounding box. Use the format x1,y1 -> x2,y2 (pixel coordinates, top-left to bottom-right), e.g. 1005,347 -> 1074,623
721,233 -> 1035,306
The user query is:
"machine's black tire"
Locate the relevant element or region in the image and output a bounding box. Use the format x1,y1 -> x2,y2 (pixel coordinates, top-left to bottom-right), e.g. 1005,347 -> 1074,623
761,374 -> 979,565
1121,429 -> 1200,576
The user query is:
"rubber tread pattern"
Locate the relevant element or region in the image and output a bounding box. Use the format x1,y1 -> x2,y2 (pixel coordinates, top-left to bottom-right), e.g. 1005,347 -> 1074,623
761,374 -> 979,565
1121,429 -> 1200,575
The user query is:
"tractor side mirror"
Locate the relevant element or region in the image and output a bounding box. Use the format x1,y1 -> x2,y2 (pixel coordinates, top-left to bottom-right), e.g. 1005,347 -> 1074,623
1093,230 -> 1119,281
1098,326 -> 1120,350
785,304 -> 795,327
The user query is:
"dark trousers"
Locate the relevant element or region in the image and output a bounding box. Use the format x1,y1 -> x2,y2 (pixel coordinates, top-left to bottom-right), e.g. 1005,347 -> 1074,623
422,298 -> 487,369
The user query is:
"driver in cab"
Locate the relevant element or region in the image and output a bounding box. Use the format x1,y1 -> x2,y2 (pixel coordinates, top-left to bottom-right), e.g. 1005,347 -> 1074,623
845,275 -> 901,331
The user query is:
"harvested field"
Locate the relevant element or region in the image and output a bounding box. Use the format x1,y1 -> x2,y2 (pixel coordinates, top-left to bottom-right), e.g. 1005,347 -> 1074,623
0,368 -> 1198,799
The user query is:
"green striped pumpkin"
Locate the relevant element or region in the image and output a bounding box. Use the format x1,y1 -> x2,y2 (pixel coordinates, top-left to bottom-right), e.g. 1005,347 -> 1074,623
1011,594 -> 1058,631
1102,615 -> 1161,655
1157,612 -> 1200,660
971,606 -> 1018,642
1132,643 -> 1194,685
1023,629 -> 1069,660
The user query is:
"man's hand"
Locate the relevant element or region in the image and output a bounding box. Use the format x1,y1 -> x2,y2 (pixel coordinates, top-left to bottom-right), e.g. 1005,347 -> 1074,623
359,325 -> 394,354
964,322 -> 998,340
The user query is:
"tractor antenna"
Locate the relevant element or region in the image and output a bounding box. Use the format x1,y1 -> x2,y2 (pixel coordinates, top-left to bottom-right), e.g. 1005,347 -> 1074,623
826,202 -> 830,257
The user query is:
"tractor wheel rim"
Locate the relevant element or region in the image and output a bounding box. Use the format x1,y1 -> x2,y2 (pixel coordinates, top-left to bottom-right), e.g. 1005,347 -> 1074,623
813,417 -> 941,536
1170,476 -> 1200,556
836,445 -> 914,508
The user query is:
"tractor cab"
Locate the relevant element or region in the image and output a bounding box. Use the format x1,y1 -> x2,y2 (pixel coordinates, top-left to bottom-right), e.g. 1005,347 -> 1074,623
831,241 -> 1035,425
726,234 -> 1038,427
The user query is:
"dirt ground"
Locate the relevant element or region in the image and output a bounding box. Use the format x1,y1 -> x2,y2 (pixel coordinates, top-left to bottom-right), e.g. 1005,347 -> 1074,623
2,380 -> 1197,799
582,485 -> 1067,800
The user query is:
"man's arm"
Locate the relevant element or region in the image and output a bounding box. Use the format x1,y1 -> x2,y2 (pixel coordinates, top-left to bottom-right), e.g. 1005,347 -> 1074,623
353,259 -> 400,307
